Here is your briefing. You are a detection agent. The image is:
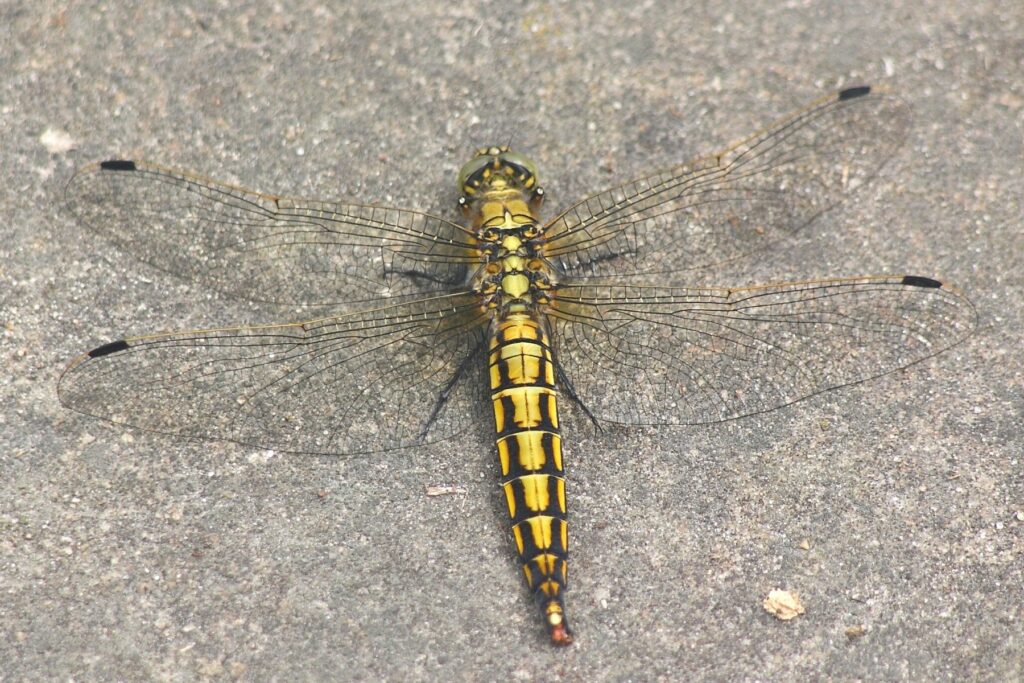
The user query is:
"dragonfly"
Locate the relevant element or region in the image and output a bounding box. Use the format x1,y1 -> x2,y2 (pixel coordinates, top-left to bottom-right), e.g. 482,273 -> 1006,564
59,86 -> 976,646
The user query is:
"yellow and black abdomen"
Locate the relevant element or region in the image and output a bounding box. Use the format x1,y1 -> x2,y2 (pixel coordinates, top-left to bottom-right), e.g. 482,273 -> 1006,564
489,314 -> 572,645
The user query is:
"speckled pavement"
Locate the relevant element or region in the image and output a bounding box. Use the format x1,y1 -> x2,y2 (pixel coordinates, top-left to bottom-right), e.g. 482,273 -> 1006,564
2,2 -> 1021,680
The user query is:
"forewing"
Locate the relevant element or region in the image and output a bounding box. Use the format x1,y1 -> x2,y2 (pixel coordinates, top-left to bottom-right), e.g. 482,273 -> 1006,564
65,160 -> 479,306
58,292 -> 490,455
549,276 -> 975,425
544,87 -> 910,277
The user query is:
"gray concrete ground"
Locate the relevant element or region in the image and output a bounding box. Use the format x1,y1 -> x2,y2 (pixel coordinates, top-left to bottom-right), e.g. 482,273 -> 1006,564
2,1 -> 1021,680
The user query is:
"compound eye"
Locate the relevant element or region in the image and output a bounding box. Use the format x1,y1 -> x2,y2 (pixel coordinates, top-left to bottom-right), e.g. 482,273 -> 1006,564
499,151 -> 539,182
457,155 -> 492,192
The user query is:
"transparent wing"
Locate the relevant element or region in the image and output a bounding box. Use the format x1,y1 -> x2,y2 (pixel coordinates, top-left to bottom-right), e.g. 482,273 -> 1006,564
65,160 -> 480,306
548,275 -> 976,425
58,292 -> 491,455
544,86 -> 910,277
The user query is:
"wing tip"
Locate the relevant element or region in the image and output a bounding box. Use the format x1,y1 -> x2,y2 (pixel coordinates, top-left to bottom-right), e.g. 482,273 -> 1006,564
87,339 -> 131,358
900,275 -> 943,289
99,159 -> 137,171
838,85 -> 872,101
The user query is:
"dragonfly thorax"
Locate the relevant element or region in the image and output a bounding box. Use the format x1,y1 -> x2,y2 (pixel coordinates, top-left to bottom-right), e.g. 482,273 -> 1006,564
474,223 -> 555,314
460,148 -> 553,314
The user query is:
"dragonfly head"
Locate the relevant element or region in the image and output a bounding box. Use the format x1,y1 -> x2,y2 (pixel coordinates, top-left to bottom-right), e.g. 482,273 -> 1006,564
458,146 -> 543,211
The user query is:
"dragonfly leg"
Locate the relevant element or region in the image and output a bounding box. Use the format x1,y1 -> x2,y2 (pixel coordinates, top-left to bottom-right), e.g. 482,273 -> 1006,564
553,355 -> 602,430
417,336 -> 486,442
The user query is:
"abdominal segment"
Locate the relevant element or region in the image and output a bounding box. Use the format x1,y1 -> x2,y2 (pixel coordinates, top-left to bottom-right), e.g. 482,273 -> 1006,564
488,314 -> 572,645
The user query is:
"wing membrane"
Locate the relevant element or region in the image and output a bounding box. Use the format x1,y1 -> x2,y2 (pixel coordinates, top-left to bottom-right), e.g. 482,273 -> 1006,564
544,87 -> 910,277
58,292 -> 490,455
549,276 -> 975,425
65,160 -> 479,306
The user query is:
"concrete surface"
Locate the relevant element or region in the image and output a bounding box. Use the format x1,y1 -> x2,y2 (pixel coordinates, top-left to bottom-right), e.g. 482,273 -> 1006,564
2,1 -> 1021,680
